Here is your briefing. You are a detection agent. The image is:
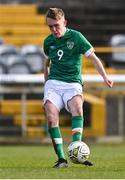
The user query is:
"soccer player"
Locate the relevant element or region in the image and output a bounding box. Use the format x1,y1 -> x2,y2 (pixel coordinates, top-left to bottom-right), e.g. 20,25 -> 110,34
43,8 -> 113,168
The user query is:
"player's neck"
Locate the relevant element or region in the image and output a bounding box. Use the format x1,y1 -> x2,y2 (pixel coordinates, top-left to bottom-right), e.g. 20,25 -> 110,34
59,27 -> 67,38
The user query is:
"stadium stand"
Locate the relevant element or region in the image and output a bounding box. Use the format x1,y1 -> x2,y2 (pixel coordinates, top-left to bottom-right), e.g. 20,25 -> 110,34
37,0 -> 125,46
0,0 -> 125,47
110,34 -> 125,68
0,4 -> 50,46
20,45 -> 45,73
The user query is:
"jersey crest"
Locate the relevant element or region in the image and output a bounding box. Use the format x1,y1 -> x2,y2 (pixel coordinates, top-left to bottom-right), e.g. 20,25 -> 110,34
67,41 -> 74,49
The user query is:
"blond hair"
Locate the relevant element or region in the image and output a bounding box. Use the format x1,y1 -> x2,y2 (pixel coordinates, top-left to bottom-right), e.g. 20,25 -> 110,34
46,8 -> 65,20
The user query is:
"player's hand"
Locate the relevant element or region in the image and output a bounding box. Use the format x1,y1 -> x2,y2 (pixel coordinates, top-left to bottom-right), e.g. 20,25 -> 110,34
104,77 -> 114,88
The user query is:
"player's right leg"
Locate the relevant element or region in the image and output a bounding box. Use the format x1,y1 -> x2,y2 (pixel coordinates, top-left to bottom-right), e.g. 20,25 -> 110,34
43,80 -> 67,167
44,100 -> 68,168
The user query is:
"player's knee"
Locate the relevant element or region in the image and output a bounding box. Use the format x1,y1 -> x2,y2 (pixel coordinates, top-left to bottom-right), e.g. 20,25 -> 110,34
75,108 -> 83,116
70,106 -> 83,116
47,113 -> 59,127
48,120 -> 58,128
47,113 -> 55,121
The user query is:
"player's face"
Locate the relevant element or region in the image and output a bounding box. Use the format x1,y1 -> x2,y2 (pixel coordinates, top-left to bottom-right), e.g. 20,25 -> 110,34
46,17 -> 67,38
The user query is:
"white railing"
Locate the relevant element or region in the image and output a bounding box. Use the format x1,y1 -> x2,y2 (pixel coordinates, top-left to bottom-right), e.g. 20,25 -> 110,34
0,74 -> 125,83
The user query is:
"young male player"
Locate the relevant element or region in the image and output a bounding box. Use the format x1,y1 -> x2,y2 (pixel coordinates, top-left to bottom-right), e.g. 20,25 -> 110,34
43,8 -> 113,168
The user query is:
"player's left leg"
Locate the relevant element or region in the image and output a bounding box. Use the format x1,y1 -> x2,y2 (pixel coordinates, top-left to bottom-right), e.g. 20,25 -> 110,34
67,95 -> 93,166
68,95 -> 84,141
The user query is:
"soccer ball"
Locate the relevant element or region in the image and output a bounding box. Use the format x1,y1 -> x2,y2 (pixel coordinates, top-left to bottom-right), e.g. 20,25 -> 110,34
67,141 -> 90,164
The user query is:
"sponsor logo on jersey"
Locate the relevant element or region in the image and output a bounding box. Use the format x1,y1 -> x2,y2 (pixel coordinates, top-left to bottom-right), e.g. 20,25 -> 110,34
67,41 -> 74,49
50,45 -> 55,49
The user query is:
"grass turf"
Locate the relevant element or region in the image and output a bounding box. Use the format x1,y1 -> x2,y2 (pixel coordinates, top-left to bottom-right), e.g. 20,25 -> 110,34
0,143 -> 125,179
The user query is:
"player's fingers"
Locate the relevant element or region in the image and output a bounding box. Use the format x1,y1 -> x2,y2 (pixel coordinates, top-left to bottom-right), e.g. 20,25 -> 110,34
108,80 -> 113,88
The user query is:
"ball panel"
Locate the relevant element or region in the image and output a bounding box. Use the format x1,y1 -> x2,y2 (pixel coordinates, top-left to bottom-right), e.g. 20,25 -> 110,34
67,141 -> 90,164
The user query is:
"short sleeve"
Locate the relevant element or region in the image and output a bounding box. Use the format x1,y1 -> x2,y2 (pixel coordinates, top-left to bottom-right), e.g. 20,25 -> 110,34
78,32 -> 94,56
43,39 -> 49,56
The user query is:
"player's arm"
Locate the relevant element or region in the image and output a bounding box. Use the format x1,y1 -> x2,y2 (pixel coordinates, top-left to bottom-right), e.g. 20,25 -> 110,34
44,58 -> 50,82
88,52 -> 113,88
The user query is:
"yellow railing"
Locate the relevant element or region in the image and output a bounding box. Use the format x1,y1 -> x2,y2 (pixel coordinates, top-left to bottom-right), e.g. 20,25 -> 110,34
95,47 -> 125,53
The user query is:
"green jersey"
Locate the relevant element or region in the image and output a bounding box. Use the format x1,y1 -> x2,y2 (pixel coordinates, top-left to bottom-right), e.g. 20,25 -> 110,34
43,28 -> 93,84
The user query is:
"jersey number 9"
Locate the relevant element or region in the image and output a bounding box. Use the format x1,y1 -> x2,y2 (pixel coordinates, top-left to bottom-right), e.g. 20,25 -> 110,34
57,50 -> 63,60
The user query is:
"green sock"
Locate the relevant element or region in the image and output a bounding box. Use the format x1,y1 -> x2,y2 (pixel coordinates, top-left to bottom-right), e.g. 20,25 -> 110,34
49,127 -> 65,159
72,116 -> 84,141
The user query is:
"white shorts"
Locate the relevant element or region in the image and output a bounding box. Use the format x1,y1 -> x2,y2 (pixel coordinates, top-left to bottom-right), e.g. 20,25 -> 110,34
44,80 -> 83,112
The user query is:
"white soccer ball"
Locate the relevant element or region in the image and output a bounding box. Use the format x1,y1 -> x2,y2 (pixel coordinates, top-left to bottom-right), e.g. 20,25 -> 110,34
67,141 -> 90,164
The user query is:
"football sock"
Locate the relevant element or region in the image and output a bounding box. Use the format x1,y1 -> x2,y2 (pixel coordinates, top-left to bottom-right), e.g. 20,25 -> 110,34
72,116 -> 84,141
49,127 -> 65,159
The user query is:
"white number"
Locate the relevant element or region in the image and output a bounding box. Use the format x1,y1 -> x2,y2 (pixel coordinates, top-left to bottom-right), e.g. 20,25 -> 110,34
57,50 -> 63,60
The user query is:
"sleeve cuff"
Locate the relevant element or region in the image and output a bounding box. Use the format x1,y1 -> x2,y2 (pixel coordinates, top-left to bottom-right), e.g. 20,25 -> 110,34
85,47 -> 94,57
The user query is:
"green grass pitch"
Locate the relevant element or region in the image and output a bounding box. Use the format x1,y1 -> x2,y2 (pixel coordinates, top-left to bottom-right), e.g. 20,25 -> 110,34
0,143 -> 125,179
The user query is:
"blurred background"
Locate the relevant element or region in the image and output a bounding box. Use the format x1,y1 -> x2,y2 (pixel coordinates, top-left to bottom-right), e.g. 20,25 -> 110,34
0,0 -> 125,144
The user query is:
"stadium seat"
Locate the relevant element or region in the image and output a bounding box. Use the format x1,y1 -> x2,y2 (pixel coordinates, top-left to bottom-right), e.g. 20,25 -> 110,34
0,26 -> 49,36
0,44 -> 19,65
110,34 -> 125,68
0,100 -> 44,114
4,54 -> 23,66
0,99 -> 46,138
0,61 -> 7,74
0,5 -> 37,15
14,114 -> 46,126
2,35 -> 46,46
0,15 -> 45,25
0,5 -> 49,46
7,61 -> 32,74
26,127 -> 46,138
20,44 -> 45,73
0,126 -> 22,136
